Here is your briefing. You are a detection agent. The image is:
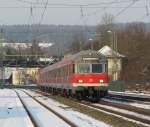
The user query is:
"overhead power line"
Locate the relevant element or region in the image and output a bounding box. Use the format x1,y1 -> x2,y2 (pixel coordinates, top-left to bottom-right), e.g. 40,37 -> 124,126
39,0 -> 48,24
0,6 -> 146,9
16,0 -> 138,7
145,0 -> 150,21
115,0 -> 140,17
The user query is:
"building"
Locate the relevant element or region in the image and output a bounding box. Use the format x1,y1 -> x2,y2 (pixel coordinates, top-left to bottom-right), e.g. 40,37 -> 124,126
98,45 -> 125,81
12,67 -> 39,85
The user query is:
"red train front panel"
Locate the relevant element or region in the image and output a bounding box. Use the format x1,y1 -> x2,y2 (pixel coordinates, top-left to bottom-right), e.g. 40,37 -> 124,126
72,73 -> 109,87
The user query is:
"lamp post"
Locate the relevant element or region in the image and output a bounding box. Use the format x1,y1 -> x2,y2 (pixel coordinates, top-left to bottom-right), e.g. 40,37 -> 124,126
107,30 -> 117,52
88,38 -> 93,50
0,30 -> 5,86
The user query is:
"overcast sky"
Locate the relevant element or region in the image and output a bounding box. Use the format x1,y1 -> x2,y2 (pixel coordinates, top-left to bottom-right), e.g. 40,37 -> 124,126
0,0 -> 149,25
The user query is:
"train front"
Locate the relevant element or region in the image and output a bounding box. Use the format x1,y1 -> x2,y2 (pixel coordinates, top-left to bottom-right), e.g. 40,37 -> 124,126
72,52 -> 109,100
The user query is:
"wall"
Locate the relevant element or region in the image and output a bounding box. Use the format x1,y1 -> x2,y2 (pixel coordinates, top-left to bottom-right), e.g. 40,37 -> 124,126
12,68 -> 39,85
108,58 -> 122,81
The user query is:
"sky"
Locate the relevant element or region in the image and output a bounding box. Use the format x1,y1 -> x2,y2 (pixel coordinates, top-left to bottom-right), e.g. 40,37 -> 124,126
0,0 -> 150,25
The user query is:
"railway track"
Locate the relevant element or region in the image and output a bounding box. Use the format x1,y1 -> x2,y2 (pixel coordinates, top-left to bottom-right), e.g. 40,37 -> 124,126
76,100 -> 150,127
108,92 -> 150,103
19,90 -> 78,127
33,89 -> 150,127
15,90 -> 39,127
99,99 -> 150,116
81,102 -> 150,126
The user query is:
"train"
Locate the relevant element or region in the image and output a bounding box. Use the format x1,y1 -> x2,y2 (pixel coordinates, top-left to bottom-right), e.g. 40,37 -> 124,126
37,50 -> 109,101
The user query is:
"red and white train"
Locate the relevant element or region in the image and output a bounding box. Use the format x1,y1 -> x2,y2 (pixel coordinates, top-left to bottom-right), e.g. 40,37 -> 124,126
37,50 -> 109,100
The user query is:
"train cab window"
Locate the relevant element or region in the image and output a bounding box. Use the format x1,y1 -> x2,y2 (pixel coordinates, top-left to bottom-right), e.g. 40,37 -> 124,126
92,64 -> 103,73
78,64 -> 90,74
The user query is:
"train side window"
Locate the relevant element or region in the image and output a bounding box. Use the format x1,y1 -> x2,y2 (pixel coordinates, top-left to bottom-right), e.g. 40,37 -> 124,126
47,72 -> 49,79
66,65 -> 69,76
64,66 -> 66,76
57,68 -> 60,77
49,71 -> 51,77
60,68 -> 62,77
62,67 -> 64,76
72,64 -> 75,73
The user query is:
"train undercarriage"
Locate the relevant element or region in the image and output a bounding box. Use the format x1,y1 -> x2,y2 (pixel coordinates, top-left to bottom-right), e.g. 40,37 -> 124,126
39,84 -> 108,102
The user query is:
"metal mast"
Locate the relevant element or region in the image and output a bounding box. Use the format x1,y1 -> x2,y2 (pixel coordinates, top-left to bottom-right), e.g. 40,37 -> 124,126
0,29 -> 4,87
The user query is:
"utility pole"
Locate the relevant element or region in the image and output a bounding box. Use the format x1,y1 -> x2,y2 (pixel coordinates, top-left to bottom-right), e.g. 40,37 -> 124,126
89,38 -> 93,50
107,30 -> 117,52
0,29 -> 4,86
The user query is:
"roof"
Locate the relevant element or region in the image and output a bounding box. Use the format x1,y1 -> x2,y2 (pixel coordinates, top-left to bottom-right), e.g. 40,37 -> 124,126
70,50 -> 105,60
98,45 -> 125,58
38,57 -> 55,62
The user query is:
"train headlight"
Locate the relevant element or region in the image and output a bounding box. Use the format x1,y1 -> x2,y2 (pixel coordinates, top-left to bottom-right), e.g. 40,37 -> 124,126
78,80 -> 83,83
99,80 -> 104,83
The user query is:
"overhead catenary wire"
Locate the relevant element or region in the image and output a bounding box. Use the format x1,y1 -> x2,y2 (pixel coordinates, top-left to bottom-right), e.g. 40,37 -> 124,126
0,6 -> 147,9
76,0 -> 126,25
82,0 -> 119,18
34,0 -> 48,40
38,0 -> 48,25
115,0 -> 140,17
16,0 -> 139,7
145,0 -> 150,22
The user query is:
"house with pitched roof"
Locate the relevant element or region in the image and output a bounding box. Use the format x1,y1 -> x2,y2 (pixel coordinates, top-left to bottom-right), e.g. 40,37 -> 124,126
98,45 -> 125,81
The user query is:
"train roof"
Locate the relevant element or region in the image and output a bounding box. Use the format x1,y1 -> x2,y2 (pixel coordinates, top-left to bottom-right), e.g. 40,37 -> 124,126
41,50 -> 106,73
70,50 -> 105,60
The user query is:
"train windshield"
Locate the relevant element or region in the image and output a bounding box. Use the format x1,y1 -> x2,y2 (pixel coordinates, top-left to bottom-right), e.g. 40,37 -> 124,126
92,64 -> 103,73
78,63 -> 106,74
78,64 -> 90,73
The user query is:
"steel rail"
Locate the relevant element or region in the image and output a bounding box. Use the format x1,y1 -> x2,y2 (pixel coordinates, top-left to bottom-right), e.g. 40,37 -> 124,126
22,90 -> 78,127
80,101 -> 150,126
107,93 -> 150,103
15,90 -> 40,127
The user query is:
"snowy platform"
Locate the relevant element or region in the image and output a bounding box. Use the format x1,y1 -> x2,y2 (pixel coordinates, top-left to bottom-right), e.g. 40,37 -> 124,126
0,89 -> 34,127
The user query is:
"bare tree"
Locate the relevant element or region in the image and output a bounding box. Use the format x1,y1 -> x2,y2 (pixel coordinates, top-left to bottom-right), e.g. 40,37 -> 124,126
69,32 -> 86,53
117,22 -> 150,81
30,40 -> 42,60
96,13 -> 115,48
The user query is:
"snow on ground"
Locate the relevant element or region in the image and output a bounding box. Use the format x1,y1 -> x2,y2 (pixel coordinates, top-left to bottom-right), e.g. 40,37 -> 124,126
79,103 -> 150,127
0,89 -> 34,127
16,90 -> 71,127
102,98 -> 150,110
25,90 -> 111,127
109,91 -> 150,98
129,103 -> 150,110
93,103 -> 150,121
125,90 -> 150,95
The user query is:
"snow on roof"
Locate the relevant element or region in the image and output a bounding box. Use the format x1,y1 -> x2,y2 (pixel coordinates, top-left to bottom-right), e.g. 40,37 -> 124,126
98,45 -> 125,58
38,57 -> 55,62
38,43 -> 54,47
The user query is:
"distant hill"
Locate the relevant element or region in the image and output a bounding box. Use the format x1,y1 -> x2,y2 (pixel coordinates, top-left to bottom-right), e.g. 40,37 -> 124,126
0,25 -> 96,55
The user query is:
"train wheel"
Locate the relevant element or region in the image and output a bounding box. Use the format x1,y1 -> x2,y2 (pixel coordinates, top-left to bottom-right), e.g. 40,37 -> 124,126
75,91 -> 83,100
